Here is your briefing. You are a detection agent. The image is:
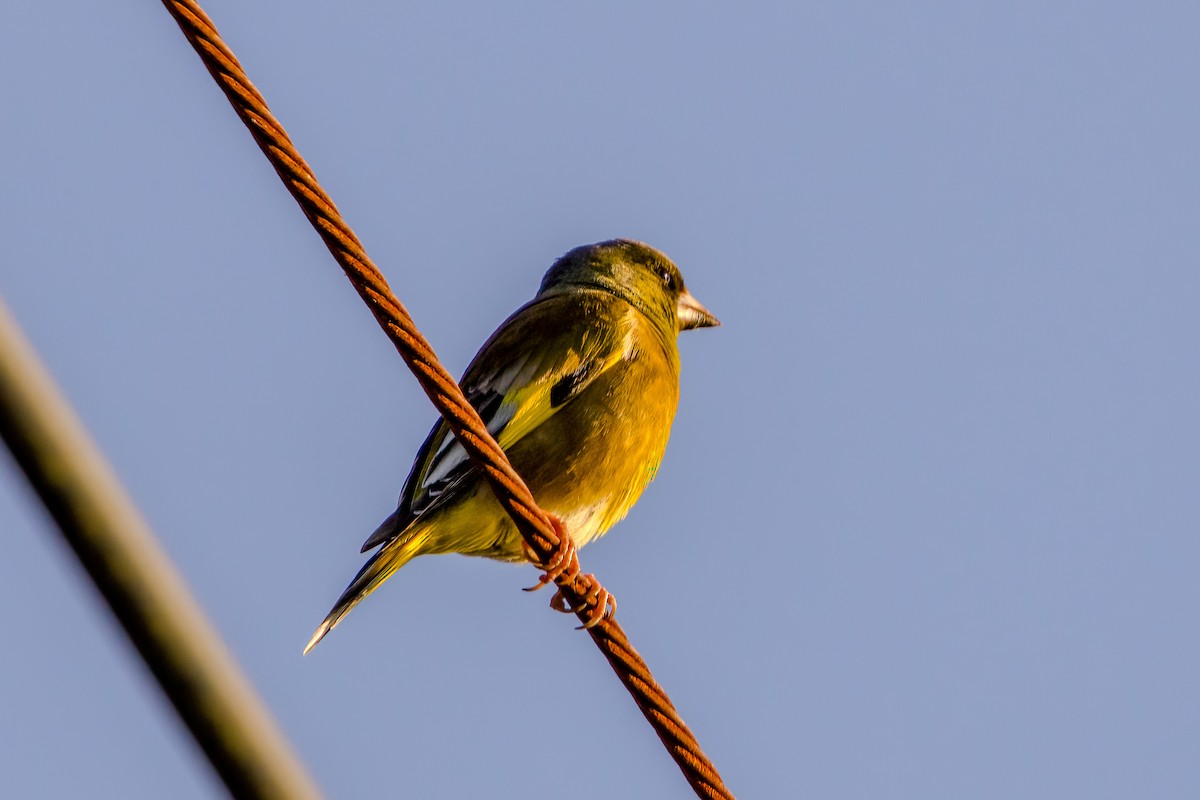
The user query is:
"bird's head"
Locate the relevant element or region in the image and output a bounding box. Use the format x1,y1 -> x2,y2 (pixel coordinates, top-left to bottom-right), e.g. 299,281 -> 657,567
539,239 -> 719,336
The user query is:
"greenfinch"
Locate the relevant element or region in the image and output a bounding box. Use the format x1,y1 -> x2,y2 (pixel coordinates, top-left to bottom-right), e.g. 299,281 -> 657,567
305,239 -> 717,653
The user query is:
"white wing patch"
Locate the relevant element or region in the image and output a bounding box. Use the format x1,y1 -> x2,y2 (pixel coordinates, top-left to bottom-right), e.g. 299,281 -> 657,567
421,403 -> 514,490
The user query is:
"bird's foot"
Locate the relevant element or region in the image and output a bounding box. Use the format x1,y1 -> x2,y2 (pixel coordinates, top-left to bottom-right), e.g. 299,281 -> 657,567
522,514 -> 579,593
550,573 -> 617,629
521,515 -> 616,628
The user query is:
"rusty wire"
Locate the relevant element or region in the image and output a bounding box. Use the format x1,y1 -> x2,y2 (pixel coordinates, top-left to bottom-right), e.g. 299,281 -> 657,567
158,2 -> 734,798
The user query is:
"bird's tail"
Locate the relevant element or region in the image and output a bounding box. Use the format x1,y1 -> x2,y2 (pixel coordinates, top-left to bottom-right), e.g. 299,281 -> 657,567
303,529 -> 430,654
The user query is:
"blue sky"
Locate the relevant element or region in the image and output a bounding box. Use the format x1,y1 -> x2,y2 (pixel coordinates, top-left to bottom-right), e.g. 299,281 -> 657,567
3,2 -> 1198,798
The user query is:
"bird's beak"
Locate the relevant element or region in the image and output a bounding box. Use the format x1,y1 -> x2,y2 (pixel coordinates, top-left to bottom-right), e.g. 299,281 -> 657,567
676,291 -> 720,331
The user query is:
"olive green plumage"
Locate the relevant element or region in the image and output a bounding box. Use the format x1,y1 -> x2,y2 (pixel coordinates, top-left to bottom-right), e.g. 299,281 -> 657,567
305,239 -> 717,653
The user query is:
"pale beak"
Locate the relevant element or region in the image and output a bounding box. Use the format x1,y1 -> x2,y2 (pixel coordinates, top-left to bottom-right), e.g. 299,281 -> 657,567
676,291 -> 720,331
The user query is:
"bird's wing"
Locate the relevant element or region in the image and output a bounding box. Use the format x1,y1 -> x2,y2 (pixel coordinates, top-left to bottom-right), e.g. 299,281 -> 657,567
360,292 -> 634,552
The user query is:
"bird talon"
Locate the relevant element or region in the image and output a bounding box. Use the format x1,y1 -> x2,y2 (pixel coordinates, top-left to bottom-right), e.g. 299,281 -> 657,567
570,574 -> 616,629
516,514 -> 617,628
549,589 -> 572,613
521,571 -> 553,593
522,514 -> 579,592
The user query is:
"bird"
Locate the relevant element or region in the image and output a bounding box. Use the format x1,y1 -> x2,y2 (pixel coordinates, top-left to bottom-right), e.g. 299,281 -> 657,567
304,239 -> 718,654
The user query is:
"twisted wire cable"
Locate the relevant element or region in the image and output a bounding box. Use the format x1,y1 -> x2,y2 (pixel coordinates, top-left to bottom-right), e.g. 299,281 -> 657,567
160,2 -> 734,797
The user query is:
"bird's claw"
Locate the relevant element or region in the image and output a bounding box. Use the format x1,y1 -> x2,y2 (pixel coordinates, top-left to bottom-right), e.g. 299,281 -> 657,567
521,515 -> 615,628
522,514 -> 579,593
550,574 -> 616,629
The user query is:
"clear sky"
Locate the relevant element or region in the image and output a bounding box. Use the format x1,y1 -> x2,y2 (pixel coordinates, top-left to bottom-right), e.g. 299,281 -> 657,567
3,2 -> 1198,798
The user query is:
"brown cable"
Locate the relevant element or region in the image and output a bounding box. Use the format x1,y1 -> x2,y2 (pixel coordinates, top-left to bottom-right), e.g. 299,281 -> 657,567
159,2 -> 734,797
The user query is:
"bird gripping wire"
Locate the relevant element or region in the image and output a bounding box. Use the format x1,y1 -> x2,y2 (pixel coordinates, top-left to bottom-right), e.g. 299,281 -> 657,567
159,2 -> 734,798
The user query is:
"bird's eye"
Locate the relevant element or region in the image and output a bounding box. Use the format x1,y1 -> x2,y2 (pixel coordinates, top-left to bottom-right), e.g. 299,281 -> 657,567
658,267 -> 675,291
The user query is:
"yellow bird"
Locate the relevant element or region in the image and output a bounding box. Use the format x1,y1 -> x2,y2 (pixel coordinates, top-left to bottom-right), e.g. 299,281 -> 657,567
305,239 -> 718,653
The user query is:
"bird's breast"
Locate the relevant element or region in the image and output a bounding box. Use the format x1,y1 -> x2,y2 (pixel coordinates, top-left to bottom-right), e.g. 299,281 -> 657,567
507,333 -> 679,546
